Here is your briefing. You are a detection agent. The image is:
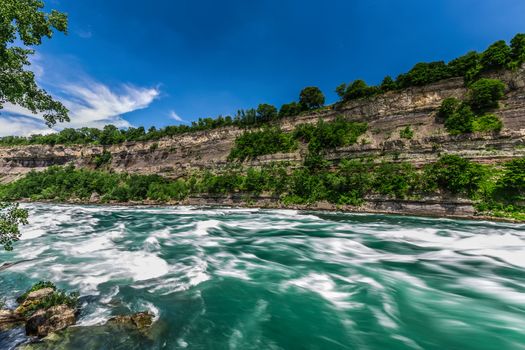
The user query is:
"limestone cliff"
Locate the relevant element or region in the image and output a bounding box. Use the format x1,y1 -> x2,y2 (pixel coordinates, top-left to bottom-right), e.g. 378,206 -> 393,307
1,66 -> 525,219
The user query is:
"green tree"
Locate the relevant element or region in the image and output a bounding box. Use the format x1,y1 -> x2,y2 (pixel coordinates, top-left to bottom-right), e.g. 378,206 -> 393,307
256,103 -> 278,122
299,86 -> 325,110
380,76 -> 397,92
1,0 -> 69,251
0,0 -> 69,126
0,203 -> 29,251
480,40 -> 511,70
447,51 -> 480,80
510,33 -> 525,64
279,102 -> 301,118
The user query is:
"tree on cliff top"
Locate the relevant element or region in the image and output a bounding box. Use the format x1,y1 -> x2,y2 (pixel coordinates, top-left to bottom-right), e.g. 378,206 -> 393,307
0,0 -> 69,251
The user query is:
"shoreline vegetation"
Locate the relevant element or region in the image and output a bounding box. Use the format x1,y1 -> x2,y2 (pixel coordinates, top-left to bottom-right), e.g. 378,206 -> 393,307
2,153 -> 524,222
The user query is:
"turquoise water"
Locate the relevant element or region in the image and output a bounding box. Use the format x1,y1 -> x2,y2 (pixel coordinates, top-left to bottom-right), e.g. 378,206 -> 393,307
1,204 -> 525,349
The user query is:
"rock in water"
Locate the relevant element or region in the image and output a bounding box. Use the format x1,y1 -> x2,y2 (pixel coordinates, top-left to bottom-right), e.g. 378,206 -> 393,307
25,304 -> 76,337
107,312 -> 154,331
0,309 -> 25,330
15,288 -> 55,315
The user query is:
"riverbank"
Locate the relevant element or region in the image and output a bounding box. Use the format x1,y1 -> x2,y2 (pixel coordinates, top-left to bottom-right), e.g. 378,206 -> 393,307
16,195 -> 524,223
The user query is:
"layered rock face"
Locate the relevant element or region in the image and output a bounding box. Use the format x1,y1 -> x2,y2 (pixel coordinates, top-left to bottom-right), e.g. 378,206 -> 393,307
1,67 -> 524,201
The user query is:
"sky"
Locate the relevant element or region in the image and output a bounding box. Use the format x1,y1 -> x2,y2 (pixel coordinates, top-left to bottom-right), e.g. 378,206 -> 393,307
2,0 -> 525,136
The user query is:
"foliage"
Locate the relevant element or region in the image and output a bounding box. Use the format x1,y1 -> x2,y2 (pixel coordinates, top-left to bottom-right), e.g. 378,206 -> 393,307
294,117 -> 368,153
380,76 -> 397,92
439,99 -> 474,135
20,289 -> 79,316
92,150 -> 112,168
1,155 -> 524,219
299,87 -> 325,110
396,61 -> 452,88
16,281 -> 56,303
0,202 -> 29,251
480,40 -> 511,71
0,0 -> 69,126
468,78 -> 506,111
493,158 -> 525,202
423,155 -> 486,196
278,102 -> 302,118
399,126 -> 414,139
510,33 -> 525,64
447,51 -> 480,78
336,80 -> 379,102
228,127 -> 297,161
256,104 -> 278,122
472,114 -> 503,133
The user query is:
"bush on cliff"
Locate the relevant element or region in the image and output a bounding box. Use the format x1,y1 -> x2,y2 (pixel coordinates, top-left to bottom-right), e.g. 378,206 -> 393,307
468,78 -> 506,111
228,127 -> 297,161
423,155 -> 486,196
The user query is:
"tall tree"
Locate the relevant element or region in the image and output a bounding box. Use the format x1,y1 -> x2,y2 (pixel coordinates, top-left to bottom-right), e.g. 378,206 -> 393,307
299,87 -> 325,110
0,0 -> 69,251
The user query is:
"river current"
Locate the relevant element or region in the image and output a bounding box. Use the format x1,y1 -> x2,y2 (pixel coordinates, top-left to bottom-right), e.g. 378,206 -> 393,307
1,204 -> 524,349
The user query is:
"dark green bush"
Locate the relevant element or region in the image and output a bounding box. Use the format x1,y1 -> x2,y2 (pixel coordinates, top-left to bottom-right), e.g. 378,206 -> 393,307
480,40 -> 511,70
400,126 -> 414,139
423,155 -> 486,196
279,102 -> 302,118
396,61 -> 452,88
493,158 -> 525,202
294,117 -> 368,152
299,87 -> 325,110
468,78 -> 506,111
443,103 -> 475,135
229,127 -> 297,161
510,33 -> 525,64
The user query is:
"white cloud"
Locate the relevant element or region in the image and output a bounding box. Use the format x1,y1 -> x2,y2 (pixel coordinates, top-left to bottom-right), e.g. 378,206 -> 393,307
0,72 -> 160,136
169,110 -> 184,122
0,115 -> 53,137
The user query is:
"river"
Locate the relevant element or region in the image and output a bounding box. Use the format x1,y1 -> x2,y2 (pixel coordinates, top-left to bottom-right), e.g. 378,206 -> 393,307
1,204 -> 524,349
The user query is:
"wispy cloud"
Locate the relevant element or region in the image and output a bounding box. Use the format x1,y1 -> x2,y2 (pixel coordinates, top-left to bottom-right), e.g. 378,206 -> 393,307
169,110 -> 184,122
0,54 -> 160,136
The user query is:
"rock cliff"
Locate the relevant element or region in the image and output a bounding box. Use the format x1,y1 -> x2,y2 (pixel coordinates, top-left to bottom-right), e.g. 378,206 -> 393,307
1,67 -> 524,218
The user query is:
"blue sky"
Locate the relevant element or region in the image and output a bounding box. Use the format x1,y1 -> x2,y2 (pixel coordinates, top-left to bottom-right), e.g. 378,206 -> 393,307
2,0 -> 525,135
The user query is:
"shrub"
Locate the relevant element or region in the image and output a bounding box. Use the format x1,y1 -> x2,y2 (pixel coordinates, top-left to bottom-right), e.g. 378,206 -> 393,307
256,104 -> 278,122
299,87 -> 325,110
468,78 -> 506,111
396,61 -> 452,88
493,158 -> 525,202
294,117 -> 368,152
228,127 -> 297,161
423,155 -> 486,196
444,103 -> 474,135
279,102 -> 302,118
400,126 -> 414,139
510,33 -> 525,64
337,80 -> 379,102
448,51 -> 480,77
480,40 -> 511,70
472,114 -> 503,133
92,151 -> 112,168
380,76 -> 397,92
